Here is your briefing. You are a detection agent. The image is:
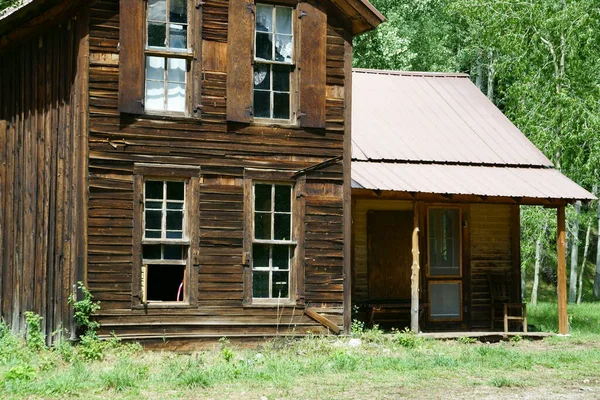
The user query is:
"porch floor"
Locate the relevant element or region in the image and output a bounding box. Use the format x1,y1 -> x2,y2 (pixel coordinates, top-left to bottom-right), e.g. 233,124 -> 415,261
417,331 -> 556,341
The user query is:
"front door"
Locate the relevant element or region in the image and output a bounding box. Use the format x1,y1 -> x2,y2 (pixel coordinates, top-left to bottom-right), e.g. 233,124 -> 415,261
367,210 -> 413,300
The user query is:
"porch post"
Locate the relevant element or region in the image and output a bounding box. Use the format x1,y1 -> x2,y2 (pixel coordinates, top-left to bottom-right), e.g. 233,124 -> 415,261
410,227 -> 420,333
557,205 -> 568,334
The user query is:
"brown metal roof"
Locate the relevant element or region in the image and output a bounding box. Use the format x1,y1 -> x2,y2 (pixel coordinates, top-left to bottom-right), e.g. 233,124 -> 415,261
352,69 -> 553,167
351,69 -> 595,202
352,162 -> 595,201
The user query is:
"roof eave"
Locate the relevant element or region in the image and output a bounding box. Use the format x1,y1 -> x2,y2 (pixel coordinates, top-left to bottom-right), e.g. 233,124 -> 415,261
329,0 -> 386,35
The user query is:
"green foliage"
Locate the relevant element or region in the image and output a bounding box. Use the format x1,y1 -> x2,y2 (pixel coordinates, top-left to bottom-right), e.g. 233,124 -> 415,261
457,336 -> 477,345
101,358 -> 148,392
24,312 -> 45,351
394,327 -> 422,348
350,318 -> 366,337
219,337 -> 234,363
68,281 -> 101,334
489,376 -> 524,388
0,0 -> 21,14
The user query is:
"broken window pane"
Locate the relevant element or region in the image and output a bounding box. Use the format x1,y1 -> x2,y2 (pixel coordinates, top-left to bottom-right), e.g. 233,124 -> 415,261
256,4 -> 273,32
255,32 -> 273,61
169,23 -> 187,49
274,34 -> 292,62
148,22 -> 166,47
272,271 -> 289,298
147,265 -> 185,301
254,64 -> 270,90
170,0 -> 187,23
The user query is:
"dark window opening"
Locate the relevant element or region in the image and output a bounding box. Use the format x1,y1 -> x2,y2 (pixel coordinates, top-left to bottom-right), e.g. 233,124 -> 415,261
146,265 -> 186,302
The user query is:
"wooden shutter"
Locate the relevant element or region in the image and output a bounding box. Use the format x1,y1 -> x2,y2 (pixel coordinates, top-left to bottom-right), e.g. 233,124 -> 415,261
119,0 -> 145,114
226,0 -> 254,123
298,1 -> 327,129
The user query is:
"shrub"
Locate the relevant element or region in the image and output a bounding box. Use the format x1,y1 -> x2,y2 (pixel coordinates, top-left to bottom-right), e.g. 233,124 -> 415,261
24,311 -> 45,351
394,327 -> 421,348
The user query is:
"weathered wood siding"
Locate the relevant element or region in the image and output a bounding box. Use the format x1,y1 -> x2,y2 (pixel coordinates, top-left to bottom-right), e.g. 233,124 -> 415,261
0,11 -> 88,340
87,0 -> 351,339
469,204 -> 516,329
351,198 -> 413,303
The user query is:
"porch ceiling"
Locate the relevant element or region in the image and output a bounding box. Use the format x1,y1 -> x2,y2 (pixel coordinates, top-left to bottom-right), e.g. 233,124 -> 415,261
351,161 -> 595,202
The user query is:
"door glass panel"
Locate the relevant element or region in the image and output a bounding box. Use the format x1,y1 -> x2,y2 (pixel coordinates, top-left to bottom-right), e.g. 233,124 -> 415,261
429,282 -> 461,320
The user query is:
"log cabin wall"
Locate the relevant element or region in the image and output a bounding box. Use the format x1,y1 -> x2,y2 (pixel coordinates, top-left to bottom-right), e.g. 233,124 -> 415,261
0,10 -> 89,341
469,203 -> 516,329
87,0 -> 351,339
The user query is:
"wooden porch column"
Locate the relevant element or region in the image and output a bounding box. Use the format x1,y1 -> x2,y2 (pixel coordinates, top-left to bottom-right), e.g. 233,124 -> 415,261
557,205 -> 568,334
410,205 -> 420,333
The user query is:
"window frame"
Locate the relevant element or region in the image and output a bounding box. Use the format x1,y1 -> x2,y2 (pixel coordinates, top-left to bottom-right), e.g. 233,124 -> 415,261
142,0 -> 202,117
132,164 -> 201,309
252,2 -> 298,125
243,169 -> 305,306
426,206 -> 463,279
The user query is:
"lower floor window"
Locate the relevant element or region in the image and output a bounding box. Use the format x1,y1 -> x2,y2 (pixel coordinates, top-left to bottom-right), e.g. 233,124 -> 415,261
252,243 -> 291,298
142,244 -> 188,303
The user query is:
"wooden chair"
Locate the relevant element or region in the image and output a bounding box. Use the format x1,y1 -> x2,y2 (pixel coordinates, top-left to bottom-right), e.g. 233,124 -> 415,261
487,273 -> 527,333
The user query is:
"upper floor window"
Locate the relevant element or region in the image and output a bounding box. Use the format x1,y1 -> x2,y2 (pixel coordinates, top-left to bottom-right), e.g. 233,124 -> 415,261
145,0 -> 190,113
253,4 -> 294,121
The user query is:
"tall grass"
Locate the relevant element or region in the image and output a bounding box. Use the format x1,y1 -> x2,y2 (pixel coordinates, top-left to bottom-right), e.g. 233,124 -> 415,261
527,302 -> 600,336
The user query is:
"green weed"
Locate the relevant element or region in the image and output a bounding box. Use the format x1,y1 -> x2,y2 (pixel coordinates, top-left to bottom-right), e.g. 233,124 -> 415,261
101,358 -> 148,392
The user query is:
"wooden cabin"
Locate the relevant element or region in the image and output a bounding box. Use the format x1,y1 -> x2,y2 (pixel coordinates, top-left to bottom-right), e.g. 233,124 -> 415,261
0,0 -> 385,344
350,70 -> 595,334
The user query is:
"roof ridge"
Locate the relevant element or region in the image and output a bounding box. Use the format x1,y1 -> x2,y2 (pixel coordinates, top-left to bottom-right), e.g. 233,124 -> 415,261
352,68 -> 470,78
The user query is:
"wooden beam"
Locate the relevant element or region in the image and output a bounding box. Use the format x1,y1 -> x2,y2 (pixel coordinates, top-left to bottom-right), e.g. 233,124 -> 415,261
342,34 -> 353,334
305,308 -> 342,334
557,205 -> 568,334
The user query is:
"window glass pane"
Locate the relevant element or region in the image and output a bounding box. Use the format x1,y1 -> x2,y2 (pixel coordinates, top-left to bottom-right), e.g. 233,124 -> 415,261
254,213 -> 271,240
145,80 -> 165,111
253,244 -> 270,268
272,245 -> 290,270
167,82 -> 186,112
170,0 -> 187,23
167,202 -> 184,210
254,184 -> 272,211
146,56 -> 165,81
253,271 -> 270,298
273,92 -> 290,120
255,32 -> 273,60
429,208 -> 460,276
272,65 -> 289,92
145,231 -> 161,239
145,201 -> 163,210
143,244 -> 162,259
166,231 -> 183,239
254,64 -> 270,90
167,181 -> 184,200
274,213 -> 291,240
256,4 -> 273,32
167,58 -> 186,83
145,181 -> 163,199
169,23 -> 187,49
274,185 -> 291,212
274,34 -> 292,62
164,245 -> 184,260
166,210 -> 183,231
254,91 -> 270,118
275,7 -> 292,34
148,22 -> 166,47
145,210 -> 162,230
429,282 -> 461,320
148,0 -> 166,21
272,271 -> 289,298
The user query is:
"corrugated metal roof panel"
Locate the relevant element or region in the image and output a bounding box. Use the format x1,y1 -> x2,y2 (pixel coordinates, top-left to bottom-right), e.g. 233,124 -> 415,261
351,162 -> 595,201
351,69 -> 553,167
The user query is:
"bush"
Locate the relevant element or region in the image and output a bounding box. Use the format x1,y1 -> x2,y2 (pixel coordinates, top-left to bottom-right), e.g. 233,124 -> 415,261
24,311 -> 45,351
394,327 -> 421,348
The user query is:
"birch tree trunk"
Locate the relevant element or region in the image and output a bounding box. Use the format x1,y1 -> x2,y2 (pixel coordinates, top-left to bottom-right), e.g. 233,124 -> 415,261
568,201 -> 581,303
595,199 -> 600,298
577,221 -> 591,304
531,220 -> 547,306
487,50 -> 494,101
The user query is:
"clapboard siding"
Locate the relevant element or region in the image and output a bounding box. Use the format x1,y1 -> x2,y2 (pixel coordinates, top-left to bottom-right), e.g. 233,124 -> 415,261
0,10 -> 89,341
86,0 -> 350,339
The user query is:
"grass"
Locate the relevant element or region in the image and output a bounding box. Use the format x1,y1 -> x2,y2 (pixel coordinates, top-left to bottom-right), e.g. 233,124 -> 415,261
1,304 -> 600,399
